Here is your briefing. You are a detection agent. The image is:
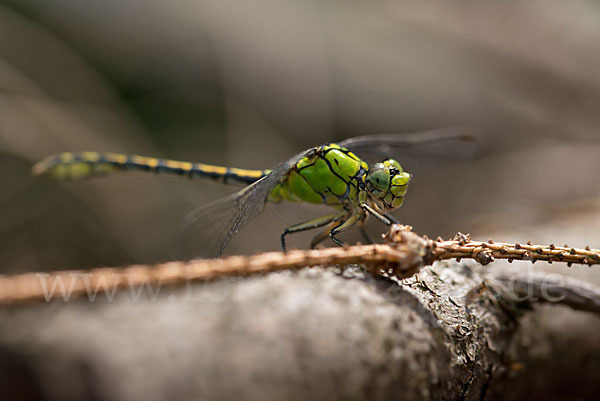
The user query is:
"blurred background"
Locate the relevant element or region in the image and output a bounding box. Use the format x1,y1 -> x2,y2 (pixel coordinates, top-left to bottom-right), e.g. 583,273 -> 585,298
1,0 -> 600,275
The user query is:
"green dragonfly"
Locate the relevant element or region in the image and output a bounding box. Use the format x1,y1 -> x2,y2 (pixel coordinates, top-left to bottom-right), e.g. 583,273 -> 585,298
33,128 -> 472,259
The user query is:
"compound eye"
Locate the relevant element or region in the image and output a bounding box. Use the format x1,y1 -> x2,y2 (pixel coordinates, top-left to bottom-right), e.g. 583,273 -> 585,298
367,169 -> 390,192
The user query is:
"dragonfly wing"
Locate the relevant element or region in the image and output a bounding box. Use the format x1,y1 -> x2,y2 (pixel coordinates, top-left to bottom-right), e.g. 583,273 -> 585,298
172,149 -> 312,260
337,127 -> 478,171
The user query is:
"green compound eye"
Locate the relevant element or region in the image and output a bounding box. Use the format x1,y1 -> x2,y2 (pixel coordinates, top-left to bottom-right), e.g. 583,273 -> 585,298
366,168 -> 390,192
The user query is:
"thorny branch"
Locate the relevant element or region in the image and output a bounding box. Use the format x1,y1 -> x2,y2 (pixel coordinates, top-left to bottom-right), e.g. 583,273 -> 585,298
0,225 -> 599,304
427,231 -> 600,267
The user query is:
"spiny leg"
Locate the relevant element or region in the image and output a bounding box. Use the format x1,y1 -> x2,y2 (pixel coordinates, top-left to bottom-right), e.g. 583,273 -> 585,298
360,203 -> 395,225
383,212 -> 399,224
328,213 -> 361,246
280,212 -> 346,251
310,220 -> 342,249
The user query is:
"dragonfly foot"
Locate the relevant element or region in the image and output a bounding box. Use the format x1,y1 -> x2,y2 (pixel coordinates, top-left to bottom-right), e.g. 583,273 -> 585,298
329,233 -> 345,247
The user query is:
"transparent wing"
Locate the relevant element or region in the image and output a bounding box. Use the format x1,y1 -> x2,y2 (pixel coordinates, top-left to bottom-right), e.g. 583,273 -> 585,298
337,127 -> 478,173
172,149 -> 312,260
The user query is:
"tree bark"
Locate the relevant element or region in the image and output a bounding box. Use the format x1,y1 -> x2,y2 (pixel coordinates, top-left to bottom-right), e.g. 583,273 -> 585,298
0,260 -> 598,401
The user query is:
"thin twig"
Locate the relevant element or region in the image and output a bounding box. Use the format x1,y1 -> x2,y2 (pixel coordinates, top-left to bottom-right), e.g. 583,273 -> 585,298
0,235 -> 426,304
1,225 -> 599,304
424,232 -> 600,266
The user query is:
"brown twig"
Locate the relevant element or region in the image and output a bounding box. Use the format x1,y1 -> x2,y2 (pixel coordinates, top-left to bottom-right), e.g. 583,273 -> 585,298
0,232 -> 426,304
425,232 -> 600,266
0,225 -> 598,304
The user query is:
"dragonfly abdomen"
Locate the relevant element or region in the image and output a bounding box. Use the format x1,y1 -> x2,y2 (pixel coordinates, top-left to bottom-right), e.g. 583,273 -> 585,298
32,152 -> 269,185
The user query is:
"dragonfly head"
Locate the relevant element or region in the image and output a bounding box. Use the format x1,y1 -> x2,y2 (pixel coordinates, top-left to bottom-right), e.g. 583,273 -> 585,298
365,159 -> 411,210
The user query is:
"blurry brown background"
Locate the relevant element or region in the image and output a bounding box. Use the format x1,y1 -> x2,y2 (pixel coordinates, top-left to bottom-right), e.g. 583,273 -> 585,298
1,0 -> 600,274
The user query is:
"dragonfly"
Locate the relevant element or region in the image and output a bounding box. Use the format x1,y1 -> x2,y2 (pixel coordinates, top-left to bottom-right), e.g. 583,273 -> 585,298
32,128 -> 472,259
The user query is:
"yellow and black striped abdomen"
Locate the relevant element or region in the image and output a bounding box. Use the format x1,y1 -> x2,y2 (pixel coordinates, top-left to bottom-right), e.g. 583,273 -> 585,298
32,152 -> 270,185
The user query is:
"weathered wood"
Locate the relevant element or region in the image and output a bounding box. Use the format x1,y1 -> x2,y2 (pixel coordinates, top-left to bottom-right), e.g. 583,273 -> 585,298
1,260 -> 598,401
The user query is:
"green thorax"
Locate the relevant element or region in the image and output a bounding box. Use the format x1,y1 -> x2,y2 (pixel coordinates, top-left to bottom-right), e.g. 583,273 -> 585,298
268,143 -> 369,207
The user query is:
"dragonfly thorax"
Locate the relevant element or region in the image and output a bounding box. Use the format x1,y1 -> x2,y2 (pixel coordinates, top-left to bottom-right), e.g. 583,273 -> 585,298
365,159 -> 411,210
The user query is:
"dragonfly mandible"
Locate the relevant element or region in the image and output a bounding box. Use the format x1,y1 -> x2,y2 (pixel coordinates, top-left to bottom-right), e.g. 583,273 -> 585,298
33,128 -> 472,259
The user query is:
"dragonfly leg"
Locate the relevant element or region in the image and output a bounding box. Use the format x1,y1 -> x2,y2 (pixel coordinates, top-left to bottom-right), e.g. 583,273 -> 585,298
281,212 -> 346,251
310,221 -> 341,249
328,214 -> 361,246
384,212 -> 399,224
360,203 -> 394,225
